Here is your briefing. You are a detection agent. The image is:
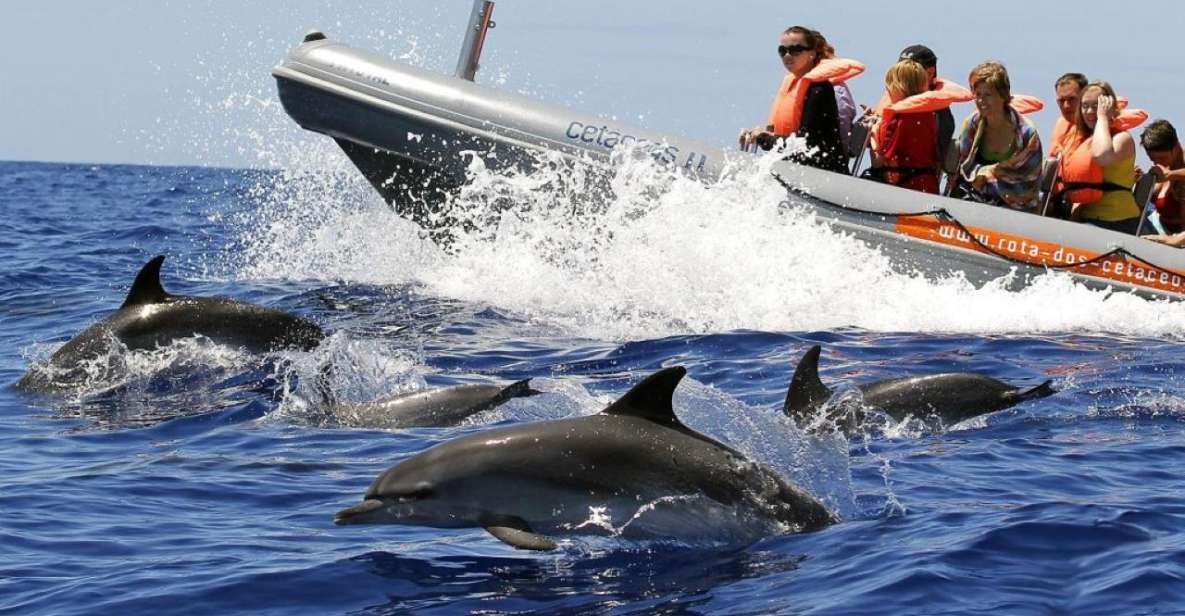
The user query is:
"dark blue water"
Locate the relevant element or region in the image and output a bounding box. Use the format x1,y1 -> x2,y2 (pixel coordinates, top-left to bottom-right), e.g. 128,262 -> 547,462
4,159 -> 1185,615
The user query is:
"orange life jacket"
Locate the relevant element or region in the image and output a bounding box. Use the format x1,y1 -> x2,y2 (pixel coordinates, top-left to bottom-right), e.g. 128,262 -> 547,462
1051,97 -> 1142,157
874,77 -> 972,115
1049,117 -> 1075,158
1057,112 -> 1148,204
1009,95 -> 1044,115
768,58 -> 865,137
876,89 -> 964,145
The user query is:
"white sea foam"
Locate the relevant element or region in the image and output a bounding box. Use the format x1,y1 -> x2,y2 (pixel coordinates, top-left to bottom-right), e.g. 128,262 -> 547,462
228,140 -> 1185,340
38,334 -> 256,393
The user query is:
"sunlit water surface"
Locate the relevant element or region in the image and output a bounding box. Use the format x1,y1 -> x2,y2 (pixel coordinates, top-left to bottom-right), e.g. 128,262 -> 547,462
4,115 -> 1185,615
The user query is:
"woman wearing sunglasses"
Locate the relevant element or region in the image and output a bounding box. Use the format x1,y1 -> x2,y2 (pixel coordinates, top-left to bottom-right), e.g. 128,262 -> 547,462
738,26 -> 861,174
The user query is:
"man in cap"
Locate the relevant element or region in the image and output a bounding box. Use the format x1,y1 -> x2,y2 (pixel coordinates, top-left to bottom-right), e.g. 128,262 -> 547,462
898,44 -> 957,161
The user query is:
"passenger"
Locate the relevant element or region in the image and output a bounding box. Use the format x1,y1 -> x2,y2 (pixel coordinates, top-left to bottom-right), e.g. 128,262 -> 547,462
739,26 -> 861,173
813,31 -> 858,156
895,44 -> 971,162
1049,73 -> 1088,157
1140,119 -> 1185,236
867,60 -> 940,194
1056,81 -> 1141,234
955,61 -> 1044,210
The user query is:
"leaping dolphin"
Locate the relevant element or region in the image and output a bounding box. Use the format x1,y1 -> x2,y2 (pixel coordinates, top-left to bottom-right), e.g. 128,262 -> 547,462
783,345 -> 1054,433
336,366 -> 836,551
18,255 -> 325,392
335,380 -> 543,429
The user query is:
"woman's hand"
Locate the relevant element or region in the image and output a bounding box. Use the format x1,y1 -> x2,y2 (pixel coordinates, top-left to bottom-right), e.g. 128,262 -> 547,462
1144,233 -> 1185,248
971,167 -> 995,192
739,128 -> 767,147
1096,94 -> 1115,120
739,128 -> 776,150
738,128 -> 755,147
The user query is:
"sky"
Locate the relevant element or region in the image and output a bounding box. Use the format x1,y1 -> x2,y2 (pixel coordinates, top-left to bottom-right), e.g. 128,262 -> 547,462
2,0 -> 1183,168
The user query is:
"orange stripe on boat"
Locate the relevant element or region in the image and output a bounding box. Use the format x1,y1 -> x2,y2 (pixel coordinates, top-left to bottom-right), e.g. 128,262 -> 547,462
894,216 -> 1185,294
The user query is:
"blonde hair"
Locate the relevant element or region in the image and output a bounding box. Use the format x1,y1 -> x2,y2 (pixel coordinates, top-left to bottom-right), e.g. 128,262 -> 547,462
968,61 -> 1012,112
885,60 -> 929,99
1075,80 -> 1120,135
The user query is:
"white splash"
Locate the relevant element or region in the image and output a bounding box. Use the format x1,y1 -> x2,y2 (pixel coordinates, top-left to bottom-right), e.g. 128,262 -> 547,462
154,10 -> 1185,340
224,141 -> 1185,340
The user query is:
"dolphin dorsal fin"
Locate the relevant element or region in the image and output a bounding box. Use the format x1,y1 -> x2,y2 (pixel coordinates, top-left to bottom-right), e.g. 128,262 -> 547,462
602,366 -> 687,426
783,345 -> 834,419
120,255 -> 170,309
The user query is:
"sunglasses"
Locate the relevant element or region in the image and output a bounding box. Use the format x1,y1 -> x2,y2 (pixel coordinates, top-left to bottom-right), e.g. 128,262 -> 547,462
777,44 -> 812,57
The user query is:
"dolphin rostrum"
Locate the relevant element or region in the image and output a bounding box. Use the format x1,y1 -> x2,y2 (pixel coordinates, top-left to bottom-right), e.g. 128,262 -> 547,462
18,255 -> 325,392
335,380 -> 543,429
782,345 -> 1054,433
336,366 -> 836,550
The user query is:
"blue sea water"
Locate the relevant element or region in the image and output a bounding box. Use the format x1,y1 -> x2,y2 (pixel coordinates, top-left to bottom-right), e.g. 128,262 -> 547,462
4,157 -> 1185,616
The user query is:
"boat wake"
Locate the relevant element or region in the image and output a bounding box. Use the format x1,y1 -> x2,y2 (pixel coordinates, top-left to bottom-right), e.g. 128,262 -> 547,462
225,140 -> 1185,340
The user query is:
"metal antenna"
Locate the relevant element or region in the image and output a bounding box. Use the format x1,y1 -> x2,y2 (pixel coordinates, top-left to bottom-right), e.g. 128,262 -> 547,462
456,0 -> 496,81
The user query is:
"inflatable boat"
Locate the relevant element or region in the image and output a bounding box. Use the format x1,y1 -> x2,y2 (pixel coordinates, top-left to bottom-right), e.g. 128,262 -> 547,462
272,2 -> 1185,301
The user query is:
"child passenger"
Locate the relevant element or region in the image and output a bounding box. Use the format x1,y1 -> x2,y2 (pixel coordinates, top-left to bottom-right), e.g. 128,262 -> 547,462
867,60 -> 940,194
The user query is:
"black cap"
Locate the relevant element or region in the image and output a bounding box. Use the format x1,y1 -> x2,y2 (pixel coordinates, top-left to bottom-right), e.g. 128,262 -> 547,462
899,44 -> 937,68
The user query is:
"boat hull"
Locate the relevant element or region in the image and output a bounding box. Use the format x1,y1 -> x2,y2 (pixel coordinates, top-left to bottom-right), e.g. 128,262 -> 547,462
273,36 -> 1185,301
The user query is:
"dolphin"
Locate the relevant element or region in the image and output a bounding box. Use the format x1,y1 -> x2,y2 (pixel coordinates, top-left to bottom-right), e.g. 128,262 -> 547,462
18,255 -> 325,392
782,345 -> 1055,433
335,379 -> 543,429
335,366 -> 836,551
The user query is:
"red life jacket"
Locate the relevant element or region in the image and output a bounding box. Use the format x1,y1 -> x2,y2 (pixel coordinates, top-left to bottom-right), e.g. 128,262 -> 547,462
768,58 -> 865,136
1155,182 -> 1185,233
875,110 -> 940,194
869,87 -> 963,193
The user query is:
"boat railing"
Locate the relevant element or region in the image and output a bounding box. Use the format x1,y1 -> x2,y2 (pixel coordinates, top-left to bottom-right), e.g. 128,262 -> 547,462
1133,172 -> 1159,236
847,118 -> 872,176
1037,157 -> 1062,217
941,139 -> 961,196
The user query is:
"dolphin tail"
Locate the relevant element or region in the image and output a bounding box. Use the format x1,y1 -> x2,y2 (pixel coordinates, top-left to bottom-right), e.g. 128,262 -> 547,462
1009,379 -> 1055,403
782,345 -> 834,421
120,255 -> 170,309
495,379 -> 543,404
